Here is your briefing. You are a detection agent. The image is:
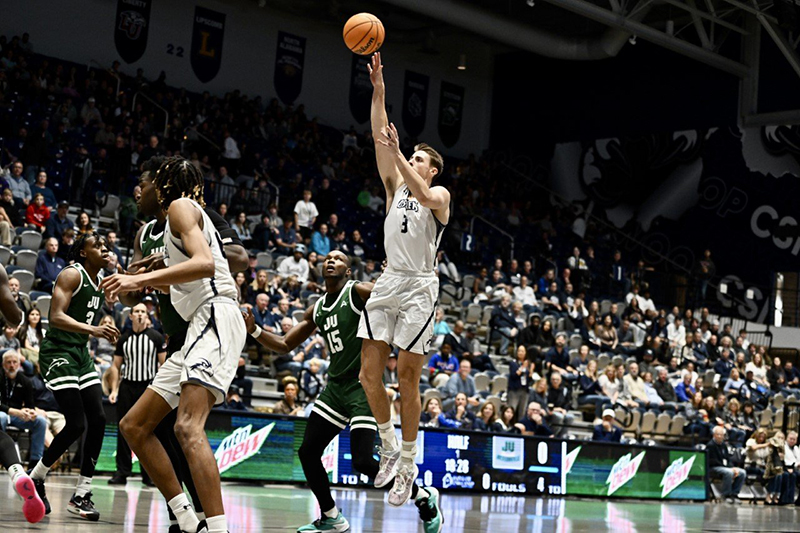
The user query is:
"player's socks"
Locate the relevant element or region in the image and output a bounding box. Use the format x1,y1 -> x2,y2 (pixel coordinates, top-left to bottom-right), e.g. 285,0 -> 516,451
323,505 -> 339,519
29,459 -> 50,481
377,421 -> 398,451
168,493 -> 199,533
205,514 -> 228,533
400,440 -> 417,463
75,475 -> 92,498
8,463 -> 25,484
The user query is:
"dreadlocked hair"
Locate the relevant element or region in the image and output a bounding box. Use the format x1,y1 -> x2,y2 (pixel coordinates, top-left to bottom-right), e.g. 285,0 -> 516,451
153,156 -> 206,210
69,231 -> 99,265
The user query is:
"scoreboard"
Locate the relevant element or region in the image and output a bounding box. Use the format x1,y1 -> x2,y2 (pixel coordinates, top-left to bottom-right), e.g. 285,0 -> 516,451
330,426 -> 565,496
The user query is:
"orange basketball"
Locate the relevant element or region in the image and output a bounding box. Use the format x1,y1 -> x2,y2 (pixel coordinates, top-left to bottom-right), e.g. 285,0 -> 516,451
343,13 -> 384,55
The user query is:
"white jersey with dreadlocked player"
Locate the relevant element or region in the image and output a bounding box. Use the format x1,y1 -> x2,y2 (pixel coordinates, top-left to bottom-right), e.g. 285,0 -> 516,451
164,198 -> 238,321
357,185 -> 447,354
149,197 -> 246,407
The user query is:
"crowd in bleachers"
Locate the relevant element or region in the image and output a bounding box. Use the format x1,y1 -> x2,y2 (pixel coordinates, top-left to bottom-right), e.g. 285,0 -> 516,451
0,32 -> 799,504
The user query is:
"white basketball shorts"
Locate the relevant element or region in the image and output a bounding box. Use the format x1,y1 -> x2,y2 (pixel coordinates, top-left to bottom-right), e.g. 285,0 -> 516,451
357,269 -> 439,355
150,297 -> 246,408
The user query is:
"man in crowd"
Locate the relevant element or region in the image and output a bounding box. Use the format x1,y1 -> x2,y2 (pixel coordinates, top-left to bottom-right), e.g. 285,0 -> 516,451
547,373 -> 575,436
489,294 -> 517,355
34,238 -> 65,292
443,392 -> 477,429
441,360 -> 480,411
45,200 -> 72,242
516,402 -> 554,436
707,426 -> 744,504
6,162 -> 31,207
277,244 -> 310,284
0,351 -> 46,467
592,408 -> 622,442
545,333 -> 577,382
294,190 -> 318,241
7,277 -> 32,317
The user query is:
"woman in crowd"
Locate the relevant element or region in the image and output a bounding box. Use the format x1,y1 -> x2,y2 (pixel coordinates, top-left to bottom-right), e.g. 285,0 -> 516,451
764,431 -> 793,505
420,397 -> 458,429
595,314 -> 618,353
722,398 -> 747,447
740,401 -> 759,435
234,271 -> 253,308
250,269 -> 271,300
724,367 -> 747,398
493,405 -> 521,434
745,428 -> 772,497
17,307 -> 45,362
581,314 -> 601,351
683,391 -> 711,442
529,378 -> 548,409
578,359 -> 610,420
232,211 -> 253,247
75,210 -> 93,235
472,267 -> 489,302
536,319 -> 555,350
473,401 -> 498,431
746,352 -> 769,388
508,346 -> 534,421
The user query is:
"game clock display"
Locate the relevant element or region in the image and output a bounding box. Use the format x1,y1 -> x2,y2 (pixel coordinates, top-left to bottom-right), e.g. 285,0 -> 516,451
333,426 -> 565,496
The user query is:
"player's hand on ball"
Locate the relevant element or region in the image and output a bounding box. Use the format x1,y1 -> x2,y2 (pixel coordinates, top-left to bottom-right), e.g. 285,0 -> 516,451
93,322 -> 120,343
367,52 -> 384,88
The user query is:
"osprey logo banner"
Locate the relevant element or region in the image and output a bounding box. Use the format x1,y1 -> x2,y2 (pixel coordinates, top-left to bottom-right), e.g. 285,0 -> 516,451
402,71 -> 429,138
114,0 -> 151,64
438,81 -> 464,148
274,31 -> 306,105
349,54 -> 371,124
191,6 -> 226,83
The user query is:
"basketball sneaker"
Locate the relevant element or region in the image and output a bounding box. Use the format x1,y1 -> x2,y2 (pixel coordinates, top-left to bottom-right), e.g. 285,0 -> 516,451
68,491 -> 101,521
416,487 -> 444,533
374,445 -> 401,488
387,461 -> 418,507
32,477 -> 51,515
14,473 -> 46,523
296,511 -> 350,532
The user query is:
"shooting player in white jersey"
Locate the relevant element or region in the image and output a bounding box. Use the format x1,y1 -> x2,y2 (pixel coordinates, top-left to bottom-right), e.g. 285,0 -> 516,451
357,52 -> 451,510
101,157 -> 246,533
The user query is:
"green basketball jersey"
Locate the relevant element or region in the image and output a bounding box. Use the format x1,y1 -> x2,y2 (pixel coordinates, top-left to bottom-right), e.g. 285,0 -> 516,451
46,263 -> 104,346
140,219 -> 188,337
313,280 -> 365,382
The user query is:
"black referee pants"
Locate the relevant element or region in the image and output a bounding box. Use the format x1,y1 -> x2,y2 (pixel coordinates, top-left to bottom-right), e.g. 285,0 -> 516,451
116,379 -> 150,478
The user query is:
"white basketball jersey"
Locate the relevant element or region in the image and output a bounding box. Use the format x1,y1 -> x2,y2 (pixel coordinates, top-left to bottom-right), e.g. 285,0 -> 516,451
164,198 -> 237,321
384,185 -> 446,274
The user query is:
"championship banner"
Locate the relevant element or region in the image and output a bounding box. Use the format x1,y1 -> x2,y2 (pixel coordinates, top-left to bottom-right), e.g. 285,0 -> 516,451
402,70 -> 429,138
274,31 -> 306,105
438,81 -> 464,148
190,6 -> 226,83
349,54 -> 372,124
114,0 -> 151,64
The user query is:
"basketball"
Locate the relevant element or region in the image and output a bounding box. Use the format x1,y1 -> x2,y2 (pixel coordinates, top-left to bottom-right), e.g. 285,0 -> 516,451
343,13 -> 384,55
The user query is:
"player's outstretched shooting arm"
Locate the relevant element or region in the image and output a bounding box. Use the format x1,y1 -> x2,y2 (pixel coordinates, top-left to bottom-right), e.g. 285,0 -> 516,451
368,52 -> 401,201
376,122 -> 451,212
100,199 -> 214,298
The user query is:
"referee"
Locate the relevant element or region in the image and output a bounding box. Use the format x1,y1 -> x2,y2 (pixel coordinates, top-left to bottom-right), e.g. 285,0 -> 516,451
108,303 -> 165,485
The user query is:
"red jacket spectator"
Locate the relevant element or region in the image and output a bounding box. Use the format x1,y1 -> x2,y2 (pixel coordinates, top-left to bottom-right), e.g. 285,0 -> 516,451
26,195 -> 50,229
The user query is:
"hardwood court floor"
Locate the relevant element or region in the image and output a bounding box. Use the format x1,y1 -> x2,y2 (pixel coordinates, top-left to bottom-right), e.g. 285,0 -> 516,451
1,474 -> 798,532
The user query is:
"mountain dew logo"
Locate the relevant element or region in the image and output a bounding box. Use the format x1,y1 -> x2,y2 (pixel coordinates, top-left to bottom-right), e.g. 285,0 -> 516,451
564,446 -> 581,475
215,423 -> 274,474
660,455 -> 696,498
606,451 -> 645,496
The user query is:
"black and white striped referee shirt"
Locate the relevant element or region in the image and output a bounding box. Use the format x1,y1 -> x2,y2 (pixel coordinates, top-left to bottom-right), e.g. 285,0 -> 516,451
115,328 -> 166,382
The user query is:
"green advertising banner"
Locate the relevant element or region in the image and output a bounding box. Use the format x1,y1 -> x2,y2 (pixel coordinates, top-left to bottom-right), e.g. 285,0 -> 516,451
564,442 -> 706,500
